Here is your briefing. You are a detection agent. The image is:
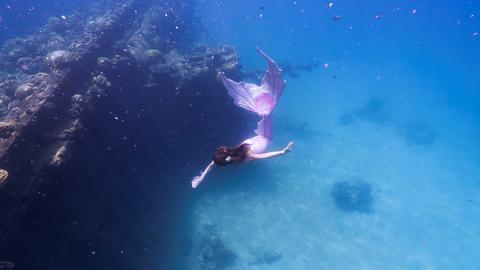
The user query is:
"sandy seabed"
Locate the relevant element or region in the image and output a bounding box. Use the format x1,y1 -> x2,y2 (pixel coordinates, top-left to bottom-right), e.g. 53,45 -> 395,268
187,71 -> 480,270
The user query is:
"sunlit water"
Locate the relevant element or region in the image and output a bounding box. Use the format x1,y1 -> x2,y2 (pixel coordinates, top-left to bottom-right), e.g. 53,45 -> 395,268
1,0 -> 479,269
188,1 -> 480,268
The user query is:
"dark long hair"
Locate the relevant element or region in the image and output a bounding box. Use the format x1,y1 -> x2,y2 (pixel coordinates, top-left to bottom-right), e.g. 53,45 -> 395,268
212,143 -> 250,167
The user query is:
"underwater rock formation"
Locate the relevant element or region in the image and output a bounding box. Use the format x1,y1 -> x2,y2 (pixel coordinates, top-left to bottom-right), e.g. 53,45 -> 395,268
14,83 -> 36,100
0,1 -> 248,269
399,121 -> 436,146
330,179 -> 374,213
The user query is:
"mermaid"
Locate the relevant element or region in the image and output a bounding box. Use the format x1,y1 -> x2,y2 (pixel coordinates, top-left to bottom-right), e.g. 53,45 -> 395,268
191,48 -> 294,188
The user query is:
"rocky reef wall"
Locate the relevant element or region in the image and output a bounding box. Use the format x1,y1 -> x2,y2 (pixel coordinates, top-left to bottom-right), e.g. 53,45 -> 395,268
0,1 -> 251,269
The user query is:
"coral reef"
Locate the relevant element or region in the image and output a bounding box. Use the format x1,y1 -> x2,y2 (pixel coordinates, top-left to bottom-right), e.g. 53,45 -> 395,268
0,1 -> 247,269
330,179 -> 374,213
399,121 -> 436,146
14,83 -> 36,100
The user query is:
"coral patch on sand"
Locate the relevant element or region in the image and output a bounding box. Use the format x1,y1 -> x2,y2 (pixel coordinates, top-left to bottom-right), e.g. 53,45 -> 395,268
330,179 -> 374,213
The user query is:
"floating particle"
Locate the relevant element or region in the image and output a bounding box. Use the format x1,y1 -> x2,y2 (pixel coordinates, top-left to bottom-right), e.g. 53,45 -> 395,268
61,15 -> 66,20
392,7 -> 400,12
259,6 -> 265,11
327,2 -> 333,9
456,20 -> 462,25
470,14 -> 475,18
473,32 -> 479,37
412,9 -> 417,15
323,63 -> 329,69
374,13 -> 384,20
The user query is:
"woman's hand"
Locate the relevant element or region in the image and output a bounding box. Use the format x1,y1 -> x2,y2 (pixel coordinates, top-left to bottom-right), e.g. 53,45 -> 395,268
282,141 -> 294,153
192,175 -> 203,188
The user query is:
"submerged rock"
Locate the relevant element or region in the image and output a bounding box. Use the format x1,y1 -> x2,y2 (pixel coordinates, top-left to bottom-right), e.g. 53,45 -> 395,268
0,95 -> 12,115
0,78 -> 19,97
330,179 -> 373,213
92,74 -> 111,88
97,57 -> 112,69
16,57 -> 39,74
399,121 -> 436,146
0,169 -> 9,188
143,49 -> 162,64
0,120 -> 18,138
14,83 -> 35,100
45,50 -> 71,67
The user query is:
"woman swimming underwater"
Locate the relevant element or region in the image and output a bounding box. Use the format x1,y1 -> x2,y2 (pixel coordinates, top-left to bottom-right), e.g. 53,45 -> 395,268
191,48 -> 294,188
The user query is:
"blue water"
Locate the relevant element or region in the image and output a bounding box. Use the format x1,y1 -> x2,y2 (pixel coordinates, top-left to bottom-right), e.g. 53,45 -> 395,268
191,1 -> 480,269
1,0 -> 480,269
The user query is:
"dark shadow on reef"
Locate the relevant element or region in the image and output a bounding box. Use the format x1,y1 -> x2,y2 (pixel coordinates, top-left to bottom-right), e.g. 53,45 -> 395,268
0,1 -> 254,269
330,179 -> 374,214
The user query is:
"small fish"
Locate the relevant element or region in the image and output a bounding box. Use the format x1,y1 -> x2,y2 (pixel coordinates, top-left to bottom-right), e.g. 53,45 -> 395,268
259,6 -> 265,11
332,15 -> 341,21
327,2 -> 333,9
374,13 -> 384,20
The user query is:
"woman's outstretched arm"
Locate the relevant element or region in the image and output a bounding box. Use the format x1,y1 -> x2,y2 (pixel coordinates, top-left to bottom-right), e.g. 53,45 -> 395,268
249,141 -> 294,160
192,161 -> 215,188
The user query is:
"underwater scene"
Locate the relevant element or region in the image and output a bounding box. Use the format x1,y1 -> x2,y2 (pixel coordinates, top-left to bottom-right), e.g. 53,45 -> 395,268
0,0 -> 479,269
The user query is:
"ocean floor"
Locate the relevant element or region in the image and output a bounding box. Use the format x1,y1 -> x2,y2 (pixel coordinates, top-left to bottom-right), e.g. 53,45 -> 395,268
187,70 -> 480,270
